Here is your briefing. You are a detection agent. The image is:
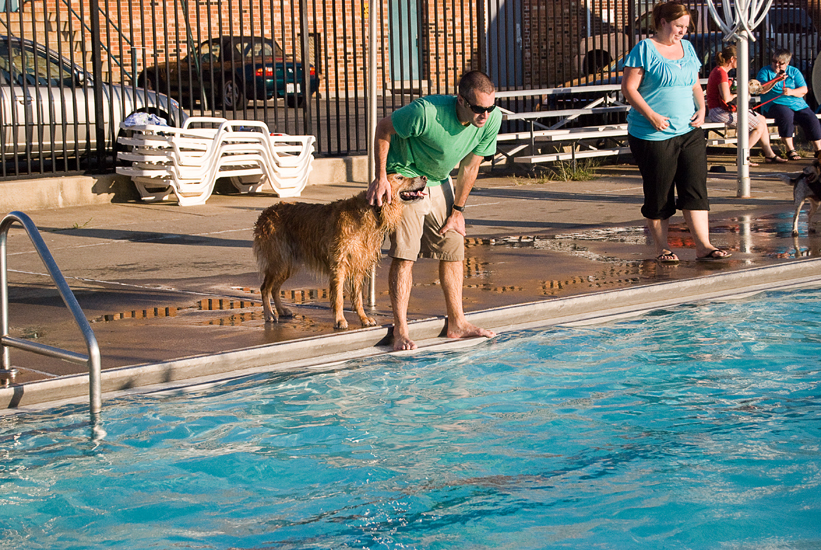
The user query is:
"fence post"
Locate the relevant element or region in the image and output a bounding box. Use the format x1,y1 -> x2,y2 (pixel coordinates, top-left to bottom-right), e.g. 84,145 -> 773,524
478,0 -> 488,74
299,0 -> 313,136
88,0 -> 106,171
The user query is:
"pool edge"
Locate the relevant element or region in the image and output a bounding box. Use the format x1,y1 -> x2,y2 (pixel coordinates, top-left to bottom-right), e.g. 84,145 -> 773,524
3,258 -> 821,411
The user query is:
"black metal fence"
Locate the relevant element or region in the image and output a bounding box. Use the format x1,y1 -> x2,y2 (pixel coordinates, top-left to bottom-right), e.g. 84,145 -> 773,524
0,0 -> 818,180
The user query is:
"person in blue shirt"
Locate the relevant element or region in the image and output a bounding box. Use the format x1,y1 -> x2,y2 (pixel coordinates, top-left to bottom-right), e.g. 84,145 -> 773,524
621,1 -> 731,263
756,48 -> 821,160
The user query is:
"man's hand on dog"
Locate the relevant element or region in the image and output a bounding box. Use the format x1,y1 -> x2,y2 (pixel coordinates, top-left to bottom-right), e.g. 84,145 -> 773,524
440,210 -> 466,237
368,175 -> 392,206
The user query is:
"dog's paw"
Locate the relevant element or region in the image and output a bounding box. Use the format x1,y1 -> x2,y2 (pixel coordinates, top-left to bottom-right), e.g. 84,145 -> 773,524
278,308 -> 295,319
334,319 -> 349,330
360,316 -> 377,327
264,315 -> 279,323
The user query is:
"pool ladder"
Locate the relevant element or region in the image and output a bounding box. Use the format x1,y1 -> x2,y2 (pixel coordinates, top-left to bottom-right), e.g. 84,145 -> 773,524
0,212 -> 101,415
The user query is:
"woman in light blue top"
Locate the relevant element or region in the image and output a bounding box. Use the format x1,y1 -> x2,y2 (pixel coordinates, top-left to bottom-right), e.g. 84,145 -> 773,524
756,48 -> 821,160
621,1 -> 731,263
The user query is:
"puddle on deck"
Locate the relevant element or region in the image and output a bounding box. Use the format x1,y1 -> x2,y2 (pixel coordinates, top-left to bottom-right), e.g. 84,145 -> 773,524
85,213 -> 821,329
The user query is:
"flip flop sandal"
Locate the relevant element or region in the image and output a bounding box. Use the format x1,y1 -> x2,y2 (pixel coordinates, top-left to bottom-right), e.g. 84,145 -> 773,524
697,249 -> 732,261
656,249 -> 680,264
787,150 -> 802,161
764,155 -> 787,163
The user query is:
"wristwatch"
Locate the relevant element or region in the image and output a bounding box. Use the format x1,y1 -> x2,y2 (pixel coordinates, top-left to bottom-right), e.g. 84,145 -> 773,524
452,204 -> 466,213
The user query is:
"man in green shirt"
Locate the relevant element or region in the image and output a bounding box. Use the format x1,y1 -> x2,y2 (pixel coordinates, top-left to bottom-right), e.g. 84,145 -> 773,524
367,70 -> 502,351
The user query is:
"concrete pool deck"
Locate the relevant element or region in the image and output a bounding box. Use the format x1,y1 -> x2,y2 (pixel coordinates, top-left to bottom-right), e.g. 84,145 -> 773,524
2,154 -> 821,410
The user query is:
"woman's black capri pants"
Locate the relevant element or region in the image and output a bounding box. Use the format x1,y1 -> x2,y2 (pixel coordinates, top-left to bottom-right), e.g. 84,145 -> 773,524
627,128 -> 710,220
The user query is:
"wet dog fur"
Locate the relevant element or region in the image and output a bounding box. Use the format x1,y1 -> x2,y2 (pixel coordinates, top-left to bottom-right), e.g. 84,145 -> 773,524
778,158 -> 821,236
253,174 -> 427,329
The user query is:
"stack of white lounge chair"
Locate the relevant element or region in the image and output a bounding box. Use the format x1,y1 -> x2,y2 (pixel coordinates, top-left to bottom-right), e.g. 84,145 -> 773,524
116,117 -> 315,206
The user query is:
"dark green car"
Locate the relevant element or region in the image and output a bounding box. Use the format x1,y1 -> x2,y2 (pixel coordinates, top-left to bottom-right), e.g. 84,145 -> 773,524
136,36 -> 319,110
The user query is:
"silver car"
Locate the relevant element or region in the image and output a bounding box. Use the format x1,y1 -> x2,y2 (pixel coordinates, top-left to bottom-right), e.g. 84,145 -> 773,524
0,35 -> 186,158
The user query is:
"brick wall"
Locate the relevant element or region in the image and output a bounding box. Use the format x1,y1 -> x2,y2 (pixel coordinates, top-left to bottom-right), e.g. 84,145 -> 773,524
10,0 -> 556,96
12,0 -> 394,96
10,0 -> 604,94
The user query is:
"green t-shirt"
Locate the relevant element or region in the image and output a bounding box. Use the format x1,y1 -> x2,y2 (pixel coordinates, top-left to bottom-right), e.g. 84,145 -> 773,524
387,95 -> 502,186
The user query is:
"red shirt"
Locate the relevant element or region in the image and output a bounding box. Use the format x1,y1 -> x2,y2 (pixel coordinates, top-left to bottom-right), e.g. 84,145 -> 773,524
706,66 -> 735,112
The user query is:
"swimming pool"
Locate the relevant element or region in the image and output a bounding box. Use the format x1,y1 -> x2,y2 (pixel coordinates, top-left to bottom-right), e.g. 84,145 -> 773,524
1,286 -> 820,549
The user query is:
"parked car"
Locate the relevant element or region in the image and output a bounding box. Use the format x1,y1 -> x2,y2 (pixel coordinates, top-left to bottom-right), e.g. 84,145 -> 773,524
762,5 -> 820,68
563,33 -> 732,88
566,32 -> 792,88
136,36 -> 319,110
0,35 -> 185,160
548,33 -> 779,124
576,3 -> 818,77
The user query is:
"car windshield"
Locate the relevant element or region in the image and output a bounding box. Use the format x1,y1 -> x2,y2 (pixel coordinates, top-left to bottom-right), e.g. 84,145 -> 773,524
0,40 -> 76,87
197,40 -> 221,64
242,39 -> 283,59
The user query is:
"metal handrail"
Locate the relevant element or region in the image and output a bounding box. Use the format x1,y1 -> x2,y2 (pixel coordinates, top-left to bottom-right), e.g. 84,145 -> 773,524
0,211 -> 101,416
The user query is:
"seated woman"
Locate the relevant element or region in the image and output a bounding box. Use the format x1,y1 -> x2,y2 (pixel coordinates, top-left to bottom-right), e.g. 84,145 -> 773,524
706,45 -> 786,164
756,48 -> 821,160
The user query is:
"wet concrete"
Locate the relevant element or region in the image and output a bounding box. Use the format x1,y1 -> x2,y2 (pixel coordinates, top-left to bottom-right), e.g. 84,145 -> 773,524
2,154 -> 820,390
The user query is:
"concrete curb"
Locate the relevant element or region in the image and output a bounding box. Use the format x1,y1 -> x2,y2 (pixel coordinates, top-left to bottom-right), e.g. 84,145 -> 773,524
3,258 -> 820,411
0,174 -> 139,212
0,156 -> 372,212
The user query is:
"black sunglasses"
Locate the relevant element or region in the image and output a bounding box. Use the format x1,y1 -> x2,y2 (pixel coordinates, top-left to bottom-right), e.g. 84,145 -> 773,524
461,95 -> 496,114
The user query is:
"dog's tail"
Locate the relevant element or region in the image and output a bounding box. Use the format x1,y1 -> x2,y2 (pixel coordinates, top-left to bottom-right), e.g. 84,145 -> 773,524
775,172 -> 801,187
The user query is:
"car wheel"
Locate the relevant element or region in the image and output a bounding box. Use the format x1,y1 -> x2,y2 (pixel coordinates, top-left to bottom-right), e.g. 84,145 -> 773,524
286,95 -> 305,108
220,78 -> 245,110
583,50 -> 612,74
136,73 -> 155,90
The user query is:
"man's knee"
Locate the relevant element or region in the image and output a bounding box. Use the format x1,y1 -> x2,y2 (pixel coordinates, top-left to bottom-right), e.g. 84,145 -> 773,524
389,258 -> 415,281
391,257 -> 415,269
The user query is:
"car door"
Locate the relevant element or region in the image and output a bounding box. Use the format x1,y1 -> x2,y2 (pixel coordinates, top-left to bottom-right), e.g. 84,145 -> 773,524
196,38 -> 222,102
1,40 -> 41,157
24,41 -> 90,156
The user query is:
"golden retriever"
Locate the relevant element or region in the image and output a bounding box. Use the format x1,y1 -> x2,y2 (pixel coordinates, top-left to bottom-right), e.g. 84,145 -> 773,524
253,173 -> 427,328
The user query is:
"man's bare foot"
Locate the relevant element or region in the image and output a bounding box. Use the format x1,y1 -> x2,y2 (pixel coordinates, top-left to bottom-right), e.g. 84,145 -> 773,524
393,333 -> 417,351
447,322 -> 496,340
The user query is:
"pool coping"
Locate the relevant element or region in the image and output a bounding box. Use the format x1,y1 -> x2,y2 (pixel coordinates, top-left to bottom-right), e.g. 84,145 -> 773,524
3,258 -> 821,412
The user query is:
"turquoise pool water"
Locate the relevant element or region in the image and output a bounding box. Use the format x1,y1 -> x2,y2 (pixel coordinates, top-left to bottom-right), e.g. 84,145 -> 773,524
1,287 -> 820,549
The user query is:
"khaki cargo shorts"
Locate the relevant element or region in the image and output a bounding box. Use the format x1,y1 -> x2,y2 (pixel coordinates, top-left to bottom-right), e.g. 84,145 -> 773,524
388,177 -> 464,262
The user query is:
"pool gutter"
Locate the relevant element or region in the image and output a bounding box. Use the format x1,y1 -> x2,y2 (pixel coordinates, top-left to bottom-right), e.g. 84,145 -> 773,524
3,259 -> 821,411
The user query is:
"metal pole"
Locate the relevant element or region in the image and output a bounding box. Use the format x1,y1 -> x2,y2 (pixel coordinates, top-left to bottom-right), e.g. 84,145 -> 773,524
299,0 -> 313,136
705,0 -> 775,197
0,213 -> 101,415
0,227 -> 17,387
367,1 -> 377,184
367,1 -> 378,307
479,0 -> 488,74
737,31 -> 751,198
88,0 -> 107,169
